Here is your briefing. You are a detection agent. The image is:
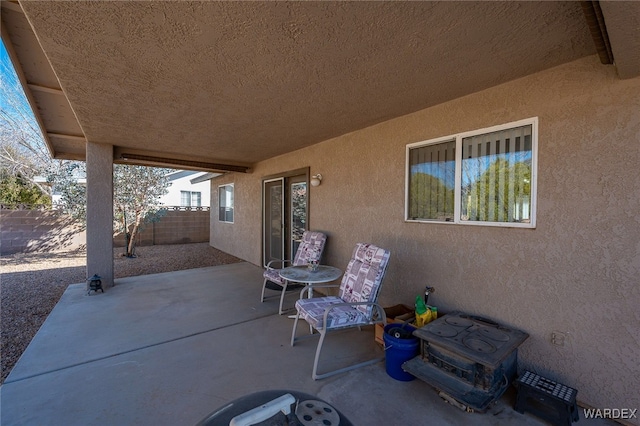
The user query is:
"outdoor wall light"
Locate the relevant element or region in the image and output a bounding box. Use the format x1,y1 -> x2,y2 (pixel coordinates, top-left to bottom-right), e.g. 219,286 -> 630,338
310,174 -> 322,187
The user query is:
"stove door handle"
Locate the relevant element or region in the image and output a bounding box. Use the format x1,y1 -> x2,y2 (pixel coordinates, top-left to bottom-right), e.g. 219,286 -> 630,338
495,373 -> 509,396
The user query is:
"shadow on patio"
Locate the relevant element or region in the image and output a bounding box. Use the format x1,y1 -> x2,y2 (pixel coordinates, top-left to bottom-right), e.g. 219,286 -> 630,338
0,263 -> 608,425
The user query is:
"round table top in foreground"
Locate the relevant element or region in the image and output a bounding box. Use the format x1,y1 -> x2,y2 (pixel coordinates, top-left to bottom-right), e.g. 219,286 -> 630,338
195,389 -> 353,425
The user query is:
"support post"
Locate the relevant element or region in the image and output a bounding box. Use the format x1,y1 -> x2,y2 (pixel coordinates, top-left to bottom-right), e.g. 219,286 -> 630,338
86,142 -> 114,287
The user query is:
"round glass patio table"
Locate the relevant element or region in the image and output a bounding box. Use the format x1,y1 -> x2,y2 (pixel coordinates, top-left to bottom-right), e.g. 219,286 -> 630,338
279,265 -> 343,320
279,265 -> 343,299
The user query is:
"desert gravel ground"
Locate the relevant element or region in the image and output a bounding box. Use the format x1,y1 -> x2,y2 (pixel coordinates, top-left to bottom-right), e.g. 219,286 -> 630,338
0,243 -> 241,384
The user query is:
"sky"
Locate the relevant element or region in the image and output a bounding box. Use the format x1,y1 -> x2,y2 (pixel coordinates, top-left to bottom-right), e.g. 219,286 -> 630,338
1,40 -> 22,111
1,39 -> 38,124
1,39 -> 48,155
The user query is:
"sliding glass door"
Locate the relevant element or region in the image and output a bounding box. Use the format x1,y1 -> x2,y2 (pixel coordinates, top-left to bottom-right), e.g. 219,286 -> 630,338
263,171 -> 308,266
263,178 -> 284,267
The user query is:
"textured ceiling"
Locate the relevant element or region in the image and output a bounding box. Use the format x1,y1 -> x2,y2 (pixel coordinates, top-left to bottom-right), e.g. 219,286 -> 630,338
0,1 -> 621,171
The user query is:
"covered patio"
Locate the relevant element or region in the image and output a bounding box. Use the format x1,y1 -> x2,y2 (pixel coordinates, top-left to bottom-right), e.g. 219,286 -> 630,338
2,1 -> 639,421
0,263 -> 606,425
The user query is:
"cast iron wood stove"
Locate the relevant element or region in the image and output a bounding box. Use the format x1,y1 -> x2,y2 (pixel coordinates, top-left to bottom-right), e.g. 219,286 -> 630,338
402,312 -> 528,412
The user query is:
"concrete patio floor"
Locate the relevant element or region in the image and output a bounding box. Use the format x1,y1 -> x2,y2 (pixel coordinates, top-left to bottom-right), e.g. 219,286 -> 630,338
0,262 -> 614,425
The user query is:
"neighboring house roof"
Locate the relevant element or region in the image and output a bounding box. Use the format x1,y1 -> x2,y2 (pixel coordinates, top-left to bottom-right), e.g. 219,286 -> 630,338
2,1 -> 638,171
166,170 -> 190,181
166,170 -> 200,182
33,176 -> 86,187
161,170 -> 211,207
165,170 -> 220,184
190,173 -> 221,184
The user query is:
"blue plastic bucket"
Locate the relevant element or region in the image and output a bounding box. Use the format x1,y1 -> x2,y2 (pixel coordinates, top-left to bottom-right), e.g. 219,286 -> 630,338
383,323 -> 419,381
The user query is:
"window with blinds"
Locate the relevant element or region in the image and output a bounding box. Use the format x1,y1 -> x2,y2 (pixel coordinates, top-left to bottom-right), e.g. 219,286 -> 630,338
406,118 -> 537,228
180,191 -> 191,207
218,184 -> 234,223
190,192 -> 202,207
180,191 -> 202,207
407,139 -> 456,221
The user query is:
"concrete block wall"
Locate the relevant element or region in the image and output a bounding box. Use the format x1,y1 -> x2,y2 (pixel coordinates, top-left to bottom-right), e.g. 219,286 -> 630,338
113,209 -> 210,248
1,207 -> 210,255
0,208 -> 86,255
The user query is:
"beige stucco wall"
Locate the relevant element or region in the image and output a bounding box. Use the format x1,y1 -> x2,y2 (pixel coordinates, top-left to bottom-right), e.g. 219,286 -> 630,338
211,55 -> 640,414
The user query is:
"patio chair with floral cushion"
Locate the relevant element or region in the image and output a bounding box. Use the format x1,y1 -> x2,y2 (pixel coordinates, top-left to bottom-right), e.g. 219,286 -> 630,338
290,242 -> 390,380
261,230 -> 327,315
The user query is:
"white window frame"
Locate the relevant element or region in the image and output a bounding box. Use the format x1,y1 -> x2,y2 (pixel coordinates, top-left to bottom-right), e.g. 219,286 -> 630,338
405,117 -> 538,228
190,191 -> 202,207
180,190 -> 202,207
218,184 -> 234,223
180,190 -> 191,207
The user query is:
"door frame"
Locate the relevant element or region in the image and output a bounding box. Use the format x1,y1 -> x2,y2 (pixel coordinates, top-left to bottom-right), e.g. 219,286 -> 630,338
261,167 -> 309,267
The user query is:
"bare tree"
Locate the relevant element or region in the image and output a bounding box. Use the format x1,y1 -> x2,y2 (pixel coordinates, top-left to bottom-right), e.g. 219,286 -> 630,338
3,43 -> 171,254
0,44 -> 52,198
113,164 -> 170,257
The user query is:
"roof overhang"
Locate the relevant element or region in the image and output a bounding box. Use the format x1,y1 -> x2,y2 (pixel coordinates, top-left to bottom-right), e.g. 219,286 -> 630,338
2,1 -> 639,171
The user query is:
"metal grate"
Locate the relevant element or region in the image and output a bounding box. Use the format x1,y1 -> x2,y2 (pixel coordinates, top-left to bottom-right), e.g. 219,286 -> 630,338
517,370 -> 577,403
515,370 -> 579,426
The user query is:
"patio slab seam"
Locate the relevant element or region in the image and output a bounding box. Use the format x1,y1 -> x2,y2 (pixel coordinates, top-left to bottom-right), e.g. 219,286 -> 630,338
3,311 -> 276,385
